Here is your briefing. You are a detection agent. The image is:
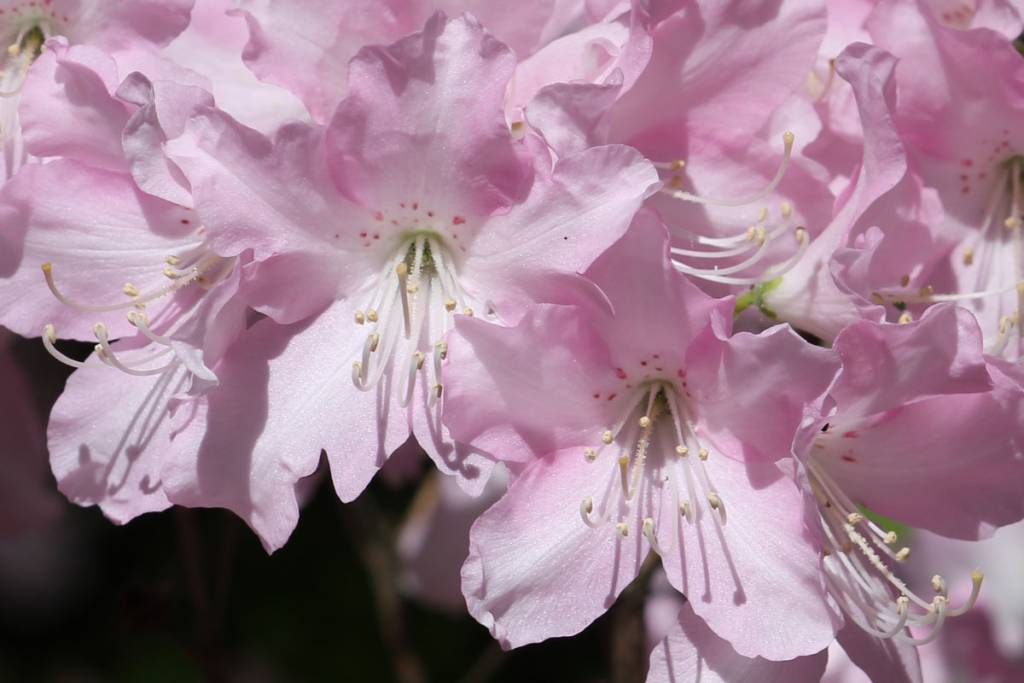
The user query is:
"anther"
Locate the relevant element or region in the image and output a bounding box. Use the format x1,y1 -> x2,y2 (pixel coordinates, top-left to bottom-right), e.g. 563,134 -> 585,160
615,522 -> 629,537
698,447 -> 709,461
602,430 -> 614,444
367,308 -> 379,322
963,248 -> 974,266
122,283 -> 139,297
638,416 -> 651,429
707,491 -> 722,509
369,333 -> 380,352
445,298 -> 456,312
463,307 -> 474,317
846,512 -> 863,524
781,201 -> 793,219
931,574 -> 947,594
895,547 -> 911,561
898,312 -> 914,324
900,274 -> 911,287
355,310 -> 366,325
883,531 -> 898,545
584,447 -> 597,462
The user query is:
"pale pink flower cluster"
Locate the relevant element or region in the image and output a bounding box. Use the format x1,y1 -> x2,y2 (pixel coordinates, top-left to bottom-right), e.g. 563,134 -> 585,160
2,0 -> 1024,680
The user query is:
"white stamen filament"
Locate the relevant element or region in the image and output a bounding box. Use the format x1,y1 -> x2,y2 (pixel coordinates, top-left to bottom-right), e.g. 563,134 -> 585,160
659,132 -> 795,208
809,454 -> 983,644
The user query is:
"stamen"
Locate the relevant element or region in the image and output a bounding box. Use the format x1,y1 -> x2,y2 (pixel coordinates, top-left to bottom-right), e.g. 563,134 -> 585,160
41,324 -> 86,368
615,522 -> 629,538
660,132 -> 794,207
92,323 -> 174,376
41,260 -> 203,313
396,262 -> 411,338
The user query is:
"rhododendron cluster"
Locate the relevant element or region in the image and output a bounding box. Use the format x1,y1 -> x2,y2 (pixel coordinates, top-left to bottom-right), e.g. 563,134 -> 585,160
2,0 -> 1024,680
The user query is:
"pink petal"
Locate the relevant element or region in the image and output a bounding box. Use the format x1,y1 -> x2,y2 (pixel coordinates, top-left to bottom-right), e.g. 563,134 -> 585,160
19,39 -> 130,171
659,455 -> 840,660
444,304 -> 619,463
48,354 -> 184,524
835,619 -> 922,683
462,446 -> 648,648
0,160 -> 197,340
646,602 -> 829,683
326,13 -> 531,217
686,324 -> 839,463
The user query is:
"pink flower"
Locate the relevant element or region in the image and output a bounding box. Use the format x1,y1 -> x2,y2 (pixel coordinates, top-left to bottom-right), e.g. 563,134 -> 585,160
833,0 -> 1024,360
0,0 -> 194,180
153,13 -> 657,548
529,0 -> 834,292
232,0 -> 588,122
791,304 -> 1024,680
762,42 -> 906,339
446,214 -> 841,659
0,44 -> 247,528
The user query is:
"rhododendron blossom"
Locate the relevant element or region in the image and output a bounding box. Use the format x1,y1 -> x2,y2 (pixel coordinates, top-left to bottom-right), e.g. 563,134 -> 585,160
446,216 -> 841,659
0,0 -> 1021,679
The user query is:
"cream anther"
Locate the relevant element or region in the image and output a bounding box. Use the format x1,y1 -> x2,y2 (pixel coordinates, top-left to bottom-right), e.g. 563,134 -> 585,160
615,522 -> 629,537
354,310 -> 366,325
367,308 -> 379,322
883,531 -> 898,545
602,430 -> 614,444
898,312 -> 914,324
781,201 -> 793,219
584,447 -> 597,462
638,416 -> 652,429
463,307 -> 474,317
675,445 -> 688,456
122,283 -> 139,297
963,248 -> 975,266
679,501 -> 691,520
707,491 -> 722,509
756,207 -> 768,223
895,547 -> 910,562
369,333 -> 380,353
931,574 -> 947,594
846,512 -> 864,524
698,447 -> 709,461
445,298 -> 456,312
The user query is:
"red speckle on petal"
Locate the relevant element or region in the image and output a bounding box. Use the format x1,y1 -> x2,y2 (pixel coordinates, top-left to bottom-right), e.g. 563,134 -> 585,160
842,431 -> 858,439
453,216 -> 466,225
400,202 -> 406,208
359,231 -> 367,238
654,367 -> 663,372
640,361 -> 647,367
677,369 -> 686,378
593,393 -> 600,399
180,219 -> 190,225
374,211 -> 383,221
427,211 -> 434,217
961,159 -> 974,167
391,220 -> 399,225
607,393 -> 617,401
615,368 -> 627,379
412,202 -> 419,210
840,452 -> 857,463
373,233 -> 380,240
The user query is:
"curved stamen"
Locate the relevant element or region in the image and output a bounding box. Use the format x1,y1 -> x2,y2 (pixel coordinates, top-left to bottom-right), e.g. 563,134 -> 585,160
127,311 -> 173,346
41,324 -> 86,368
659,132 -> 795,208
684,227 -> 808,286
93,323 -> 175,376
672,235 -> 770,277
42,262 -> 200,313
